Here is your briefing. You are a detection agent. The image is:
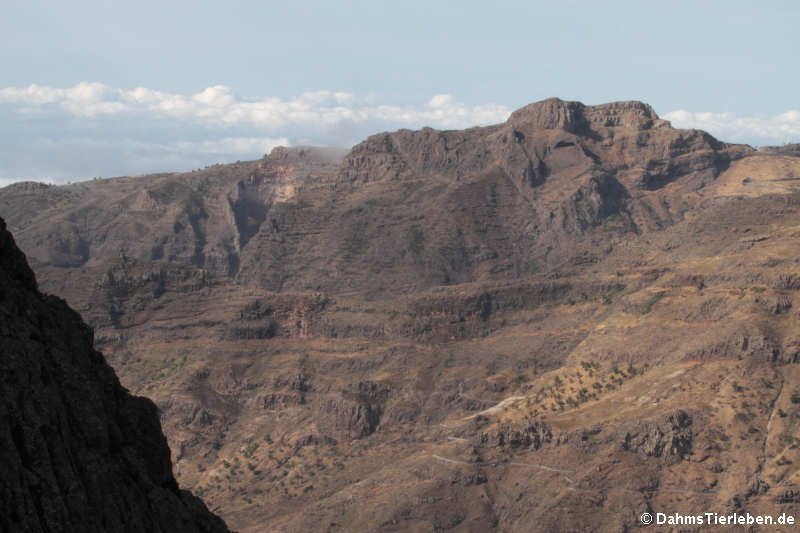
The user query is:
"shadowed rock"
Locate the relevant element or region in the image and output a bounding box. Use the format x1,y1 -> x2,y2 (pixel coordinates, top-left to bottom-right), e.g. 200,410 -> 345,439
0,217 -> 231,533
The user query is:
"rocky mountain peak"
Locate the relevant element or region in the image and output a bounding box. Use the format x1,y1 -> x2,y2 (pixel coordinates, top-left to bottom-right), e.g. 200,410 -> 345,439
0,218 -> 38,291
583,100 -> 663,129
507,97 -> 665,132
506,97 -> 587,132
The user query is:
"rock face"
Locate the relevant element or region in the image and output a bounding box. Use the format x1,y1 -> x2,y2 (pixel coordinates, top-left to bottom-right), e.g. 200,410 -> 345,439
0,218 -> 230,532
620,410 -> 694,461
333,97 -> 751,284
506,98 -> 664,131
316,381 -> 390,440
476,420 -> 553,449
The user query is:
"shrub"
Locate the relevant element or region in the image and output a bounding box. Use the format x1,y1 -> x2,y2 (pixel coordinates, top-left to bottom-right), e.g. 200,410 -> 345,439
242,442 -> 259,458
791,389 -> 800,404
643,292 -> 666,314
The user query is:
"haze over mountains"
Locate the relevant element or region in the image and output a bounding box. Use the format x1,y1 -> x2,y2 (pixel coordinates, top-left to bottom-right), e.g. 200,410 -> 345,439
3,97 -> 800,531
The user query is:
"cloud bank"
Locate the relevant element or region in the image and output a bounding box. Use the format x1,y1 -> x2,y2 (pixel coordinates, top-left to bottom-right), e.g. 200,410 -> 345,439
0,82 -> 511,131
663,109 -> 800,146
1,82 -> 798,184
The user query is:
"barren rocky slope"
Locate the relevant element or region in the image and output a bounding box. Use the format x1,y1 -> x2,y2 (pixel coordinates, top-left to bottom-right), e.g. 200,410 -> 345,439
3,98 -> 800,531
0,218 -> 231,532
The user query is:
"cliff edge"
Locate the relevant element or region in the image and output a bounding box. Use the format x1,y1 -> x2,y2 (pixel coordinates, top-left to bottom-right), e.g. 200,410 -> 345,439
0,216 -> 230,532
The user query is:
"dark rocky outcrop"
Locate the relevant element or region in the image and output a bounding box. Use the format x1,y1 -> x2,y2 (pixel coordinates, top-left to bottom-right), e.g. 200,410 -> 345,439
316,381 -> 390,440
224,294 -> 328,340
507,98 -> 667,133
0,218 -> 230,533
687,330 -> 783,362
620,409 -> 694,462
476,419 -> 553,449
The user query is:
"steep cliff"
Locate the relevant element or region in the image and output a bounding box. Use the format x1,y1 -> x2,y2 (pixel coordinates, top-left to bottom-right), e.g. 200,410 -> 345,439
0,217 -> 230,532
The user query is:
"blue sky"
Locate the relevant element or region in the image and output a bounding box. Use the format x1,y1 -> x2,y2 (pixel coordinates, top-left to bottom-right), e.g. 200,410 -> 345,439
1,0 -> 798,184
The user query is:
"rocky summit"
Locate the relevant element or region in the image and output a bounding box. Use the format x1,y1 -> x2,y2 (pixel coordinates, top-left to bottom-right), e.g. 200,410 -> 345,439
2,98 -> 800,531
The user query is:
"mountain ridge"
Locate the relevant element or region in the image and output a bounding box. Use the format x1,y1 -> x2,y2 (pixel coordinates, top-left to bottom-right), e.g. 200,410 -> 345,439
2,97 -> 800,531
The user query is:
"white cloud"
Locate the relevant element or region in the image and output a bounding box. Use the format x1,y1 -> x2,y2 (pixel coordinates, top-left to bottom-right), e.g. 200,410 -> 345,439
4,83 -> 797,147
663,109 -> 800,146
0,82 -> 512,130
428,94 -> 453,108
0,83 -> 62,105
0,82 -> 129,117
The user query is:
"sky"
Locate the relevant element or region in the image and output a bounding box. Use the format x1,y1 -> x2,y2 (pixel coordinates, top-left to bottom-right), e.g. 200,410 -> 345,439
1,0 -> 798,185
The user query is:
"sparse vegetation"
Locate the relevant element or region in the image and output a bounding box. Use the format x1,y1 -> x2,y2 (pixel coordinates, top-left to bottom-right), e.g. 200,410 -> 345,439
602,283 -> 626,304
791,389 -> 800,404
734,411 -> 751,423
241,442 -> 259,459
643,291 -> 666,314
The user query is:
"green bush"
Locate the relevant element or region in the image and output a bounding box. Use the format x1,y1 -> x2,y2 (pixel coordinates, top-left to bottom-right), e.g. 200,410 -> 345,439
643,292 -> 666,314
